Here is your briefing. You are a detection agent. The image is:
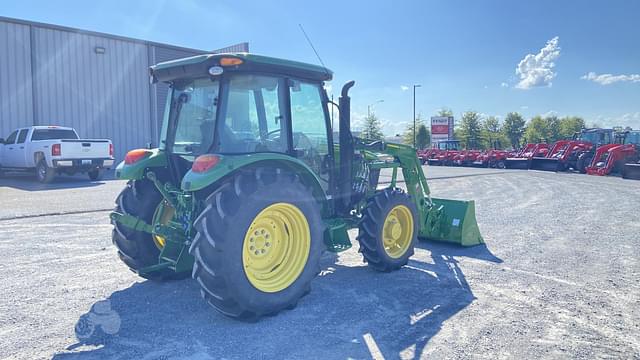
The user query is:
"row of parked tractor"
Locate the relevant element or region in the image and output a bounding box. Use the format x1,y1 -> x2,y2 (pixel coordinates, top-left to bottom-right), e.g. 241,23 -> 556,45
417,128 -> 640,180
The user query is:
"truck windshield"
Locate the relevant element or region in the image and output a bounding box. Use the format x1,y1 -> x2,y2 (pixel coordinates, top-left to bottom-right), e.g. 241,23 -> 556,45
32,129 -> 78,140
164,78 -> 220,156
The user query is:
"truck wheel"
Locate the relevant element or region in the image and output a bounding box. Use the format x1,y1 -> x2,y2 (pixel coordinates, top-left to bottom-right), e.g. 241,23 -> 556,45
112,180 -> 187,281
36,160 -> 56,183
190,168 -> 324,319
357,188 -> 418,272
88,169 -> 102,181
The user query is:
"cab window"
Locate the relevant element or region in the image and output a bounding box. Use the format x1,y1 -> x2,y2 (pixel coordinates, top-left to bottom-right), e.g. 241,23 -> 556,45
17,129 -> 28,144
218,75 -> 287,153
5,130 -> 18,144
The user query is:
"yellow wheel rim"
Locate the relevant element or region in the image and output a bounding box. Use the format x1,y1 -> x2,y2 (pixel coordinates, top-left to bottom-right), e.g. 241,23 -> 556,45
242,203 -> 311,293
151,201 -> 175,249
382,205 -> 414,259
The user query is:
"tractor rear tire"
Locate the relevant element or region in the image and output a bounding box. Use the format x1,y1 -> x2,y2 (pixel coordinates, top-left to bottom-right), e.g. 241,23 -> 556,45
357,188 -> 418,272
190,168 -> 324,320
112,180 -> 187,281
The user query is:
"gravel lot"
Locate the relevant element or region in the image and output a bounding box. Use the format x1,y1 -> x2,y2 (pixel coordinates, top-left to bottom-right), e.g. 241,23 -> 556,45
0,167 -> 638,359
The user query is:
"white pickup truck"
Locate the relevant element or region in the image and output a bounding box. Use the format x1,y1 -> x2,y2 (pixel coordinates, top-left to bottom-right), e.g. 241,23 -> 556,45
0,126 -> 115,183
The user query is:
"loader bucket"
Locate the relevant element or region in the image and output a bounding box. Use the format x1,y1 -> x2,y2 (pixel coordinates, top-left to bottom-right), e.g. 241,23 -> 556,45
622,163 -> 640,180
530,157 -> 560,171
504,157 -> 530,169
420,197 -> 484,246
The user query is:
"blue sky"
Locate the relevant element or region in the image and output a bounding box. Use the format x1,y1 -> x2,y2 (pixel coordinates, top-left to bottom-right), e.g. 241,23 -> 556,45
3,0 -> 639,135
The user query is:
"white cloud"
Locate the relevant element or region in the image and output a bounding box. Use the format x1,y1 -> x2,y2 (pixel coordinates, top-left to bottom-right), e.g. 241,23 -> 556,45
500,82 -> 509,88
581,72 -> 640,85
520,105 -> 529,110
400,85 -> 409,91
515,36 -> 561,89
323,83 -> 333,95
595,112 -> 640,128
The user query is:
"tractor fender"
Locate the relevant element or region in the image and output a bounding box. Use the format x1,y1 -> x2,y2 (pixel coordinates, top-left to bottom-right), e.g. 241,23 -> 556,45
181,154 -> 328,207
114,149 -> 167,180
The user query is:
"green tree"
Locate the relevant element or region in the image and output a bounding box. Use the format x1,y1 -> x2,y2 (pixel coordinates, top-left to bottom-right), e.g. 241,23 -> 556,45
524,115 -> 565,143
482,116 -> 502,149
437,108 -> 453,117
524,116 -> 550,143
458,111 -> 483,149
503,112 -> 526,148
558,116 -> 585,139
546,115 -> 561,142
361,113 -> 384,140
402,113 -> 425,147
416,124 -> 430,149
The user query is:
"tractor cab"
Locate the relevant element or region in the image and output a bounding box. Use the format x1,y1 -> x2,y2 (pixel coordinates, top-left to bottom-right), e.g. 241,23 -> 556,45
576,128 -> 613,146
435,140 -> 460,151
624,130 -> 640,145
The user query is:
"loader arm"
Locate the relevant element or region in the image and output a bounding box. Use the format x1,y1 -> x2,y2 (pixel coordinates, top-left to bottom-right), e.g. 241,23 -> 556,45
358,140 -> 483,246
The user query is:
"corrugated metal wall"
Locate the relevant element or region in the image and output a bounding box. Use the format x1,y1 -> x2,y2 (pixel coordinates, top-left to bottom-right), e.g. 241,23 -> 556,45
0,17 -> 247,163
32,27 -> 152,161
0,21 -> 33,136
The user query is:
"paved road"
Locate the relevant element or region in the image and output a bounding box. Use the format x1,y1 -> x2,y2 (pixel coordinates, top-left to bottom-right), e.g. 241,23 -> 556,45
0,167 -> 638,359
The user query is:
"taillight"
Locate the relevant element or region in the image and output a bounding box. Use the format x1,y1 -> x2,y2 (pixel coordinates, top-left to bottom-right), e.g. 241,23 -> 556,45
109,144 -> 114,157
124,149 -> 151,165
192,154 -> 220,173
51,144 -> 61,156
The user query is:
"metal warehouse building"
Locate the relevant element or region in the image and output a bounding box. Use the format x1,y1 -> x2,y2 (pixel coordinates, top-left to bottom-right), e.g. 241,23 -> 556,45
0,16 -> 247,161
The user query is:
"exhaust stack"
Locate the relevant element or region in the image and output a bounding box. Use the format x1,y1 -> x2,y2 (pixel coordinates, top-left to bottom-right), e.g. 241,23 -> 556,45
338,81 -> 356,213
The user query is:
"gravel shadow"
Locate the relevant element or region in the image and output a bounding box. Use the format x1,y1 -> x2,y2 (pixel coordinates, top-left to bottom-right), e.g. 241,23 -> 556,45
53,242 -> 502,359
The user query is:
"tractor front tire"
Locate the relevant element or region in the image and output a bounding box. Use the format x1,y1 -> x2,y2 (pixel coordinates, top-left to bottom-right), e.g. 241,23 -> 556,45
358,188 -> 418,272
576,154 -> 592,174
112,180 -> 186,281
190,168 -> 324,319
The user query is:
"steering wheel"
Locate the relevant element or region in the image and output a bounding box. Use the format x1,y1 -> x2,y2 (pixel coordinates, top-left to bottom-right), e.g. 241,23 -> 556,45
266,128 -> 281,139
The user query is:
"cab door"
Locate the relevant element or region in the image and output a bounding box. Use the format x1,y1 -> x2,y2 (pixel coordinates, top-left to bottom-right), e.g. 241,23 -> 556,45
288,79 -> 334,191
13,129 -> 30,167
1,130 -> 19,167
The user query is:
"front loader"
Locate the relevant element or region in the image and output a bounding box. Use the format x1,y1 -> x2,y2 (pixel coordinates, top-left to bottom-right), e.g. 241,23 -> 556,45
110,53 -> 483,320
530,128 -> 614,172
586,130 -> 639,176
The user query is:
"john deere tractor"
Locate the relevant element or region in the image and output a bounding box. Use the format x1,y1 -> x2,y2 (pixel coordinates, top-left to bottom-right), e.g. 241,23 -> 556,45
111,53 -> 483,319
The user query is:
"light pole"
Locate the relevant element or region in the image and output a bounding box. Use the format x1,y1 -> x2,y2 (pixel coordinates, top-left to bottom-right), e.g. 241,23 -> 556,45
413,84 -> 421,148
367,99 -> 384,117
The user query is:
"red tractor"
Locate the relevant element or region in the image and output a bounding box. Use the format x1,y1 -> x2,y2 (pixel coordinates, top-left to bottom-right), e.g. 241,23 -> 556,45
530,128 -> 614,172
426,140 -> 461,166
586,131 -> 639,176
453,149 -> 482,166
504,143 -> 550,169
474,149 -> 510,168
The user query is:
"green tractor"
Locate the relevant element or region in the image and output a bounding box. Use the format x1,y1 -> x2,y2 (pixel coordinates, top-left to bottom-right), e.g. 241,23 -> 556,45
111,53 -> 483,319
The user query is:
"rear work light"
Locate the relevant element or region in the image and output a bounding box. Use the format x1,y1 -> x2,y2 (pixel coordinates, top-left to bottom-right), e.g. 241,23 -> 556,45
192,154 -> 220,173
124,149 -> 151,165
51,144 -> 61,156
219,57 -> 243,66
109,144 -> 114,157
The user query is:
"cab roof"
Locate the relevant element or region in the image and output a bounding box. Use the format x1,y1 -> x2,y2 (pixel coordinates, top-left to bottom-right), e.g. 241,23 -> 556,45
150,53 -> 333,83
